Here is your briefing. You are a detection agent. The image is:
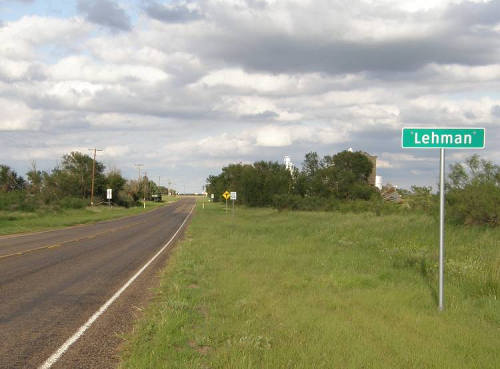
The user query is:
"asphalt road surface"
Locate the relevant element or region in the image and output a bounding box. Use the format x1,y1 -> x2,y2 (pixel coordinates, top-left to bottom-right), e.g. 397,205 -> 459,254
0,198 -> 195,369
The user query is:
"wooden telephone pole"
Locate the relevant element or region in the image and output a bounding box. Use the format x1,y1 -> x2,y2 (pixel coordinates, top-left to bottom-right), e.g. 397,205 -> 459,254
135,164 -> 144,208
88,148 -> 103,206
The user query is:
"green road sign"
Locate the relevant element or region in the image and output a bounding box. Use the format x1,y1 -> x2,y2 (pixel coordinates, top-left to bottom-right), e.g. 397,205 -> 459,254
402,127 -> 485,149
401,126 -> 486,311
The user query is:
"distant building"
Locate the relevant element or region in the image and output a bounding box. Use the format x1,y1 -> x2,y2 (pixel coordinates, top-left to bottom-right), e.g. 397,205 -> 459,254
284,155 -> 294,173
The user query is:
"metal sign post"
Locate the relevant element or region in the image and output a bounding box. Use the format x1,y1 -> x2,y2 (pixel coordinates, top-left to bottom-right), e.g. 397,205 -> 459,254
439,148 -> 445,311
402,127 -> 485,311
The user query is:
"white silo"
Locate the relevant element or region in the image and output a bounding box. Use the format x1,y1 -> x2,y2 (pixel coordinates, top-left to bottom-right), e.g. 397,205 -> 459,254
284,155 -> 294,173
375,175 -> 383,190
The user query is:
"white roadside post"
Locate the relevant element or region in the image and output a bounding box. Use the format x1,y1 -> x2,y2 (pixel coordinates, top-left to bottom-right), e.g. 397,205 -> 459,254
106,188 -> 112,207
230,191 -> 237,215
402,127 -> 485,311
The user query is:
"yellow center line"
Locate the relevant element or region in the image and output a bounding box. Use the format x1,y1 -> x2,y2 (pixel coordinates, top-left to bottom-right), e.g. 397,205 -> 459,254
0,220 -> 147,261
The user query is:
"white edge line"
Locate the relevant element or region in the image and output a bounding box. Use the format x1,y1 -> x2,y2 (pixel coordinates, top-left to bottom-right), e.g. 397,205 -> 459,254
38,204 -> 196,369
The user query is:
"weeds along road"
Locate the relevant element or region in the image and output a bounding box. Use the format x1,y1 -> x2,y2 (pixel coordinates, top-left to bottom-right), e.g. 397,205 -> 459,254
0,198 -> 195,369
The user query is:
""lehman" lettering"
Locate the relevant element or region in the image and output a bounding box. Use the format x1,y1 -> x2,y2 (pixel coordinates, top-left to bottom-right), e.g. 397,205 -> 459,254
415,132 -> 472,145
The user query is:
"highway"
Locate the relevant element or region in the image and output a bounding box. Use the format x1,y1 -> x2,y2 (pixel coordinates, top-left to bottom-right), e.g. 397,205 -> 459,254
0,198 -> 195,369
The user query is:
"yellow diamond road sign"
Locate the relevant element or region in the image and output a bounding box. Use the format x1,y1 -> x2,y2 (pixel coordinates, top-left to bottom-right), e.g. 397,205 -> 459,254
222,191 -> 230,200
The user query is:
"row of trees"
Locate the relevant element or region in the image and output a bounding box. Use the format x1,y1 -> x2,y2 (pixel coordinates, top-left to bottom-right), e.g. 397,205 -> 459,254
0,152 -> 175,210
207,151 -> 499,226
206,150 -> 376,207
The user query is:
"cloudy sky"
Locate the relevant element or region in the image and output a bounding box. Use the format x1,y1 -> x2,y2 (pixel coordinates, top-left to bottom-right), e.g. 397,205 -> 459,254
1,0 -> 499,192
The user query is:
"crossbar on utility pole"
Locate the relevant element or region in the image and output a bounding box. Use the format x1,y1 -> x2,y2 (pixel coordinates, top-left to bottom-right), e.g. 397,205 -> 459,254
88,148 -> 103,206
134,164 -> 144,180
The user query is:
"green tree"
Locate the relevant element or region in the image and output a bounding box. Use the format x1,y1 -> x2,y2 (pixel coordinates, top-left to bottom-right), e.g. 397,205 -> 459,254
330,151 -> 373,199
0,165 -> 25,192
59,151 -> 106,199
26,161 -> 44,194
447,154 -> 500,225
106,169 -> 126,202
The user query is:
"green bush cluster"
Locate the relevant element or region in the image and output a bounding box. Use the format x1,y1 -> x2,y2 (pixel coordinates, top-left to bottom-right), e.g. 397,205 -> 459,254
207,150 -> 376,208
448,182 -> 500,226
0,192 -> 36,212
446,155 -> 500,226
56,197 -> 89,210
272,194 -> 403,215
0,192 -> 92,212
272,194 -> 329,211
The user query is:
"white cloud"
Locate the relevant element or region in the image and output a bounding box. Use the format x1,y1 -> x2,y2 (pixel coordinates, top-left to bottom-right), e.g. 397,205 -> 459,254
198,68 -> 296,92
102,145 -> 131,157
255,126 -> 292,147
0,98 -> 41,130
0,16 -> 91,53
376,159 -> 393,168
49,55 -> 169,84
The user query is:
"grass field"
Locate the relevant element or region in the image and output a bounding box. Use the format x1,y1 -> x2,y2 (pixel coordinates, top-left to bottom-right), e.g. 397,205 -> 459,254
0,197 -> 179,236
120,201 -> 499,369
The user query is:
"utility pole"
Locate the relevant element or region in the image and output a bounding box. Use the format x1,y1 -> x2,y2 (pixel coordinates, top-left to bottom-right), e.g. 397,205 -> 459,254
158,176 -> 161,201
144,171 -> 148,209
134,164 -> 144,208
88,148 -> 103,206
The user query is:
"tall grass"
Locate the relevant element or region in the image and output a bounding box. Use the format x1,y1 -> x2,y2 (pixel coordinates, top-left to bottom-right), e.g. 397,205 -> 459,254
120,203 -> 500,369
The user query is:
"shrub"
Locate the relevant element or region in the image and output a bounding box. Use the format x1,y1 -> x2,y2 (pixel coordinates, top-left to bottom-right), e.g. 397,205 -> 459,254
348,183 -> 379,200
272,194 -> 329,211
447,183 -> 500,226
0,191 -> 37,212
57,197 -> 88,209
405,186 -> 438,214
272,194 -> 403,215
445,154 -> 500,226
116,190 -> 139,208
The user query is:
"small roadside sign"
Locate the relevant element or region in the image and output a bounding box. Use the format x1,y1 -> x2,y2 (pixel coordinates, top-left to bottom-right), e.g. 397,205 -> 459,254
211,194 -> 214,199
222,191 -> 230,213
106,189 -> 112,199
230,192 -> 237,215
